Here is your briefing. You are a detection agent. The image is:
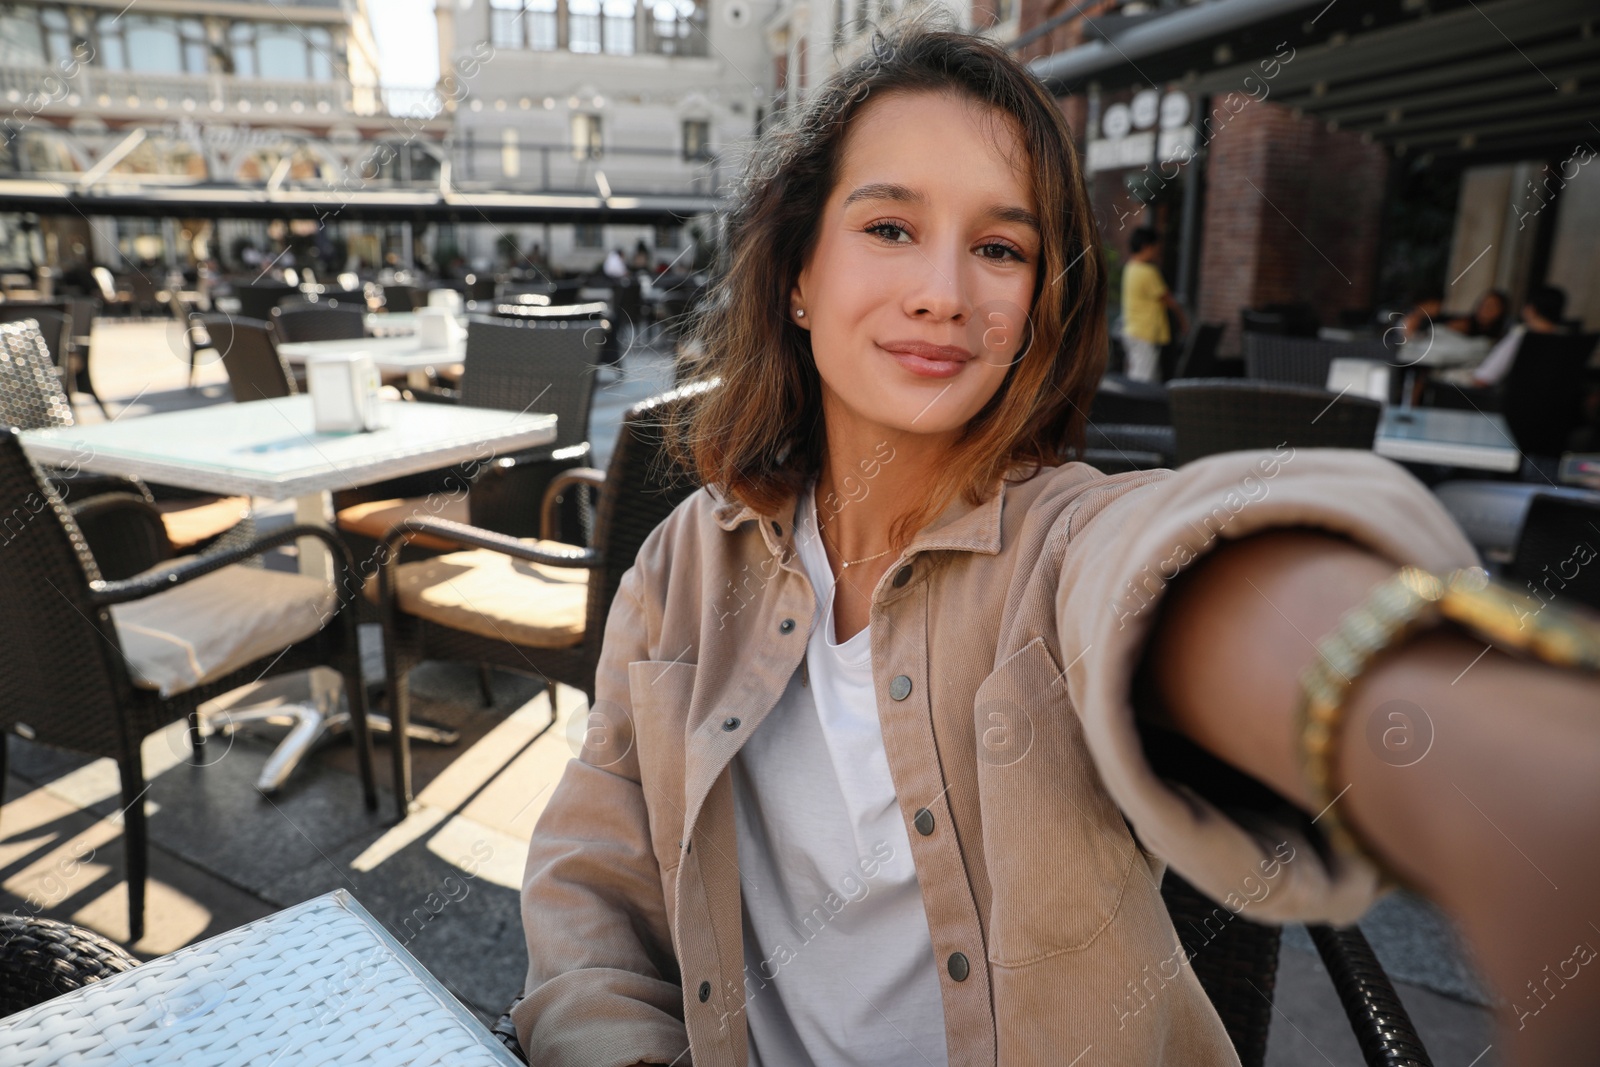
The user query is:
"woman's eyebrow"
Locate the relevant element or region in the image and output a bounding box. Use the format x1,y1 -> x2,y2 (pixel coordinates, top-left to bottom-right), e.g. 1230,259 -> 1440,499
842,182 -> 1040,233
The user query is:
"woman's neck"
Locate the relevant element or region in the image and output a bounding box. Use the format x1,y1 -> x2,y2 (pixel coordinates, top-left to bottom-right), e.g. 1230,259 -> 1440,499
813,425 -> 950,566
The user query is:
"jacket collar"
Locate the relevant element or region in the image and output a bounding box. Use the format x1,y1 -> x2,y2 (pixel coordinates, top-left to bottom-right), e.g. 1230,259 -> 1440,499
709,463 -> 1027,558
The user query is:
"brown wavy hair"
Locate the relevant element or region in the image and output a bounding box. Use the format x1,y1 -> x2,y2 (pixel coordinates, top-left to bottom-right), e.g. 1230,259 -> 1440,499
664,10 -> 1107,551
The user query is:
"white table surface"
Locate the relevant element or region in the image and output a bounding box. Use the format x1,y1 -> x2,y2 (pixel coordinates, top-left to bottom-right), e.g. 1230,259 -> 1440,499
1375,406 -> 1521,472
19,395 -> 556,500
278,333 -> 466,373
364,312 -> 467,338
0,890 -> 523,1067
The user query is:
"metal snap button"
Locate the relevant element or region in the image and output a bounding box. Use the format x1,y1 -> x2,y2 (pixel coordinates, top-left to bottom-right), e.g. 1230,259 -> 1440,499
947,952 -> 970,982
889,675 -> 912,701
913,808 -> 935,836
698,980 -> 711,1002
892,564 -> 913,588
779,618 -> 795,634
722,717 -> 741,731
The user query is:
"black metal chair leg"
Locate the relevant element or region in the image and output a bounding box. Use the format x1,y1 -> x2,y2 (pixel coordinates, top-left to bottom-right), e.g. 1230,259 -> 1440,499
118,754 -> 148,944
342,637 -> 378,813
477,663 -> 496,708
187,710 -> 206,764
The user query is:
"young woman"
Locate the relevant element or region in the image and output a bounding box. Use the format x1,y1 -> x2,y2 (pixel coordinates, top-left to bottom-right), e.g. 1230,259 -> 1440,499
512,19 -> 1600,1067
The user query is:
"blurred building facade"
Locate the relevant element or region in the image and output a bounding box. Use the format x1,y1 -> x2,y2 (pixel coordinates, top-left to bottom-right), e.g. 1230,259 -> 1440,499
0,0 -> 449,274
432,0 -> 773,274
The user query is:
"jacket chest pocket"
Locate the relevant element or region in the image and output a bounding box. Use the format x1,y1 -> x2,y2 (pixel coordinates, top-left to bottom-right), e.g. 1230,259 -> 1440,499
975,636 -> 1138,967
627,659 -> 698,915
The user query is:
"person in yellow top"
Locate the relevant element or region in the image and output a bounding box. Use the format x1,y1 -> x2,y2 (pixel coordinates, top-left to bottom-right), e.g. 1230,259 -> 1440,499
1121,226 -> 1187,381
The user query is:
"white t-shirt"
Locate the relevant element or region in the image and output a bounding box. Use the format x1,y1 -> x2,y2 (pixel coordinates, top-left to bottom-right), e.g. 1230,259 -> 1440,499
730,477 -> 949,1067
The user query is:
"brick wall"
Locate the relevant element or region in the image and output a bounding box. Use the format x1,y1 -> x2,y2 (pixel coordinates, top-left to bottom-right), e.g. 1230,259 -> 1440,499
1196,100 -> 1390,354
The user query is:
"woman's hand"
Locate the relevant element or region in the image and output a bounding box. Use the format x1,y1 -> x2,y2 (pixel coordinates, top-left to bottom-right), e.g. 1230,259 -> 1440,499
1149,529 -> 1600,1067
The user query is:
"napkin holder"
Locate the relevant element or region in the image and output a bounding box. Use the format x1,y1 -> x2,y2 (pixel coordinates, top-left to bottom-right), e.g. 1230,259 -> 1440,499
427,288 -> 463,314
416,307 -> 461,349
307,350 -> 384,432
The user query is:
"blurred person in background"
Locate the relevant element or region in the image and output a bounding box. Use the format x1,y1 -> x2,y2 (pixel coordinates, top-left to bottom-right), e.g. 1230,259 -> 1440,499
1469,284 -> 1570,387
1447,288 -> 1510,342
1121,226 -> 1185,382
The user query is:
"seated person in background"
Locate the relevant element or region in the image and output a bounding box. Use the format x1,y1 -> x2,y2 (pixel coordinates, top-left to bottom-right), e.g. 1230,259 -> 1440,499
1467,284 -> 1569,387
1445,288 -> 1509,342
1399,286 -> 1443,341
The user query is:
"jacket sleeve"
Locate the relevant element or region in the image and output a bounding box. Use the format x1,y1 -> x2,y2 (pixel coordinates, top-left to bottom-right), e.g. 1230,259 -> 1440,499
513,559 -> 691,1067
1052,447 -> 1480,926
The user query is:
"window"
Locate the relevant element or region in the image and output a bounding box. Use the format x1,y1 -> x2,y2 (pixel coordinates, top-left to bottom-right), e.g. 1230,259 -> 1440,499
492,0 -> 556,50
648,0 -> 706,56
574,222 -> 603,248
568,0 -> 601,53
682,119 -> 710,161
229,22 -> 336,81
501,128 -> 520,178
571,112 -> 601,160
654,224 -> 680,249
98,14 -> 209,74
602,0 -> 635,54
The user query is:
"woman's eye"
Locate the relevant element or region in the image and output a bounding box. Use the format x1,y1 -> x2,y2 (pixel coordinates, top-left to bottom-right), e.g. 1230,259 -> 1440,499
980,242 -> 1026,263
866,222 -> 910,243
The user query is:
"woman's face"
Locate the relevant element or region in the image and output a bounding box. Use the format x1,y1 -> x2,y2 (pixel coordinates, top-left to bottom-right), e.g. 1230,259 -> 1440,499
791,89 -> 1042,448
1477,292 -> 1505,325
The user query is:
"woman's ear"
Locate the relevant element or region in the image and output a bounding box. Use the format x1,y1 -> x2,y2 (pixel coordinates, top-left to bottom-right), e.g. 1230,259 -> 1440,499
789,283 -> 810,330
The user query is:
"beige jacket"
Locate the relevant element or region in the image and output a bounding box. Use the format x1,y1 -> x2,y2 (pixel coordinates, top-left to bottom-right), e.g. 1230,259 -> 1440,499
513,447 -> 1479,1066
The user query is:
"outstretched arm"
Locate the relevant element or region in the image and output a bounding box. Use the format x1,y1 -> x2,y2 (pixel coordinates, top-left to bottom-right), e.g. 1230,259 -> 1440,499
1149,528 -> 1600,1067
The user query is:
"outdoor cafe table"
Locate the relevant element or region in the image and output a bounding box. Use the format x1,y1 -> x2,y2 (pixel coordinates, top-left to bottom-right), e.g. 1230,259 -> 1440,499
278,334 -> 467,391
363,311 -> 468,338
18,395 -> 556,581
1373,406 -> 1521,473
0,890 -> 524,1067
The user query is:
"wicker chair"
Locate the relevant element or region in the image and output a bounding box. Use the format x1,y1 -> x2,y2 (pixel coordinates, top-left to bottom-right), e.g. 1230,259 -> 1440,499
0,319 -> 249,561
270,304 -> 366,344
0,915 -> 140,1016
374,383 -> 706,817
337,316 -> 602,554
232,283 -> 299,322
1162,870 -> 1434,1067
1500,331 -> 1597,460
1242,335 -> 1389,390
0,429 -> 376,942
193,314 -> 297,402
1168,379 -> 1382,466
1174,322 -> 1234,379
1503,493 -> 1600,611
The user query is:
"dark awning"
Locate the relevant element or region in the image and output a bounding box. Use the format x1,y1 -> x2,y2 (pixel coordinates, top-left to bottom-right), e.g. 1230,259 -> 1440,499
0,179 -> 719,225
1027,0 -> 1600,165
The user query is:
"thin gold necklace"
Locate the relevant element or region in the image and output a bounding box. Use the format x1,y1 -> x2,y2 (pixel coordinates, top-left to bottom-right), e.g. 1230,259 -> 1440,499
817,512 -> 893,570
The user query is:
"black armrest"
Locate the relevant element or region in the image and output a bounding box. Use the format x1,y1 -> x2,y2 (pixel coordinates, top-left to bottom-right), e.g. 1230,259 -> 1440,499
1306,923 -> 1432,1067
408,387 -> 459,405
88,524 -> 357,606
380,516 -> 599,570
70,492 -> 175,581
48,469 -> 154,504
540,467 -> 605,542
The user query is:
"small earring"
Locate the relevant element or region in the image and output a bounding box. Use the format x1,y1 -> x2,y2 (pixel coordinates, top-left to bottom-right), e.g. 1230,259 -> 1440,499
795,308 -> 805,318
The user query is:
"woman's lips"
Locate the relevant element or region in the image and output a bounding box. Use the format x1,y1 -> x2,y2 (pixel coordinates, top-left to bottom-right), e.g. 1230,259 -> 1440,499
879,343 -> 972,379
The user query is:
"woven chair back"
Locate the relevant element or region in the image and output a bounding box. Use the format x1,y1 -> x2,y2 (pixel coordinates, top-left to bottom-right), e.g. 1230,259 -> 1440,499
0,320 -> 75,429
1168,379 -> 1381,465
270,304 -> 366,344
461,318 -> 601,451
583,383 -> 707,645
196,314 -> 296,401
1242,334 -> 1387,389
0,430 -> 126,752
